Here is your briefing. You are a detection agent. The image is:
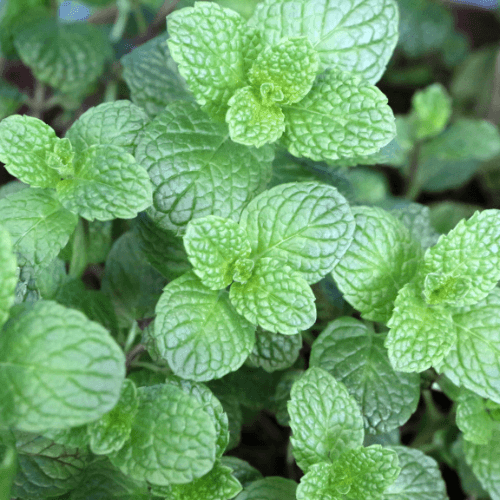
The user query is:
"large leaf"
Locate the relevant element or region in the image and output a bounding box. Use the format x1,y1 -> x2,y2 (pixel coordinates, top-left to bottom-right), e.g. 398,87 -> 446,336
0,224 -> 17,329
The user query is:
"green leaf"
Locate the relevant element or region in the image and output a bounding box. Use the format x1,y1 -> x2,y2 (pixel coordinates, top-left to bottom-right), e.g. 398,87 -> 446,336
435,288 -> 500,404
248,329 -> 302,373
429,201 -> 480,235
282,69 -> 396,161
288,367 -> 364,472
296,446 -> 400,500
14,20 -> 112,94
226,86 -> 286,147
0,188 -> 78,273
42,425 -> 90,450
235,477 -> 297,500
248,36 -> 319,105
411,84 -> 452,140
0,301 -> 125,431
56,144 -> 152,221
0,446 -> 16,500
121,32 -> 192,117
184,215 -> 252,289
11,432 -> 88,499
385,282 -> 457,373
66,100 -> 149,156
153,272 -> 256,381
230,257 -> 316,334
382,445 -> 448,500
153,461 -> 242,499
0,115 -> 72,187
165,375 -> 230,459
240,182 -> 355,284
87,379 -> 139,455
273,369 -> 304,426
167,2 -> 247,119
422,210 -> 500,306
109,384 -> 216,486
332,206 -> 423,323
0,79 -> 25,120
135,101 -> 273,232
464,427 -> 500,500
0,224 -> 17,329
310,317 -> 420,434
418,158 -> 480,193
220,457 -> 263,488
249,0 -> 399,84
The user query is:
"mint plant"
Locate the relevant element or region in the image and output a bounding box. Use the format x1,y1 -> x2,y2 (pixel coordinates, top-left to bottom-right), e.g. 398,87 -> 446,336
1,0 -> 500,499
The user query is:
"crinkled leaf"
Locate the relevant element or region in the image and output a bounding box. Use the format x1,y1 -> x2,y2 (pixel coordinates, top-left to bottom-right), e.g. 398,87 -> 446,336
282,69 -> 396,161
0,115 -> 71,187
66,100 -> 149,156
42,426 -> 90,450
227,86 -> 286,147
386,282 -> 457,373
310,317 -> 420,434
154,272 -> 256,381
0,224 -> 17,329
288,367 -> 364,472
220,457 -> 263,488
382,445 -> 448,500
14,19 -> 112,94
135,101 -> 273,232
109,384 -> 216,486
249,0 -> 399,84
235,477 -> 297,500
121,32 -> 192,117
56,144 -> 152,221
87,379 -> 139,455
184,215 -> 252,290
423,209 -> 500,306
0,188 -> 78,273
230,257 -> 316,335
240,182 -> 355,284
167,2 -> 247,119
0,301 -> 125,431
333,206 -> 423,323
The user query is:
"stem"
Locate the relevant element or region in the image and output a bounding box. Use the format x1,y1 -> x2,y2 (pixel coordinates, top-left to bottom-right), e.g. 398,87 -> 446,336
125,343 -> 146,371
124,322 -> 138,353
405,142 -> 422,200
130,361 -> 170,373
110,1 -> 132,43
30,81 -> 46,119
104,80 -> 118,103
133,4 -> 148,35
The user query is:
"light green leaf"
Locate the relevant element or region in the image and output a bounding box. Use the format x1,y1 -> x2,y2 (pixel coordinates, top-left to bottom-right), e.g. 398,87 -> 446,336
184,215 -> 252,290
282,69 -> 396,161
14,19 -> 112,94
87,379 -> 139,455
135,101 -> 273,232
310,317 -> 420,434
288,367 -> 364,472
248,329 -> 302,373
0,301 -> 125,431
0,115 -> 71,187
249,0 -> 399,84
56,144 -> 152,221
332,206 -> 423,323
235,477 -> 297,500
0,224 -> 17,329
154,461 -> 242,500
422,210 -> 500,306
0,188 -> 78,273
0,446 -> 16,500
248,36 -> 319,105
240,182 -> 355,284
227,86 -> 286,147
154,272 -> 256,381
385,282 -> 457,373
220,456 -> 263,488
109,384 -> 216,486
296,446 -> 400,500
464,428 -> 500,500
411,84 -> 452,140
66,100 -> 149,155
382,445 -> 448,500
435,288 -> 500,404
121,32 -> 192,117
230,257 -> 316,335
167,2 -> 247,119
165,375 -> 230,459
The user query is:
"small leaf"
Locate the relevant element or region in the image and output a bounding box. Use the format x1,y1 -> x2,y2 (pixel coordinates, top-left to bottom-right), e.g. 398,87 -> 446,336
56,144 -> 152,221
230,257 -> 316,335
220,456 -> 263,488
391,203 -> 440,250
235,477 -> 297,500
153,272 -> 256,381
184,215 -> 252,290
109,384 -> 216,486
288,367 -> 364,472
0,225 -> 17,329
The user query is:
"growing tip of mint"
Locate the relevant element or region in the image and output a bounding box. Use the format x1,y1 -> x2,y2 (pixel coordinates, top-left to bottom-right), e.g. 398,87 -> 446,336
423,272 -> 472,305
232,258 -> 254,283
